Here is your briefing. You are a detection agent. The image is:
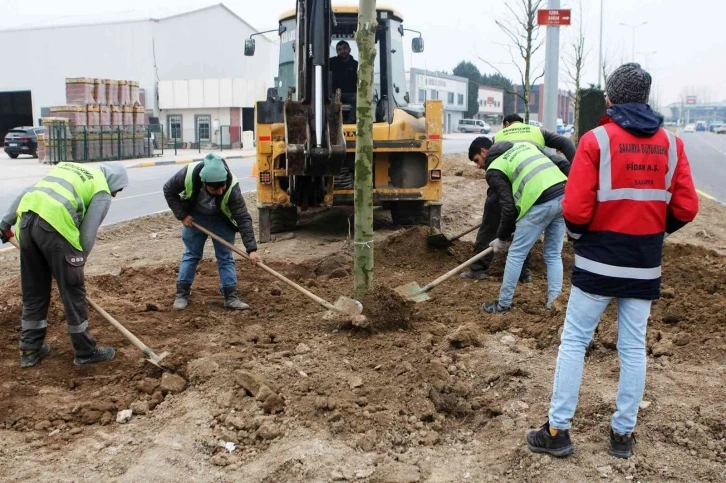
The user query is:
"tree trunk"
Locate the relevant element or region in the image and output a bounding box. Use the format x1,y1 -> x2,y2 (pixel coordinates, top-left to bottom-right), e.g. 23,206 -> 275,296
353,0 -> 377,299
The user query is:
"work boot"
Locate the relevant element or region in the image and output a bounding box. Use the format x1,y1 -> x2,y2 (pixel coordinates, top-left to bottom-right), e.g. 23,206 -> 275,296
526,420 -> 575,457
610,429 -> 636,459
74,346 -> 115,366
460,269 -> 488,280
20,343 -> 50,368
173,282 -> 192,310
519,266 -> 532,283
222,286 -> 250,311
482,301 -> 511,313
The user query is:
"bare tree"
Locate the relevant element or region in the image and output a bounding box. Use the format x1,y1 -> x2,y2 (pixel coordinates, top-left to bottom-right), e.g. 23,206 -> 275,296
563,0 -> 588,142
478,0 -> 546,122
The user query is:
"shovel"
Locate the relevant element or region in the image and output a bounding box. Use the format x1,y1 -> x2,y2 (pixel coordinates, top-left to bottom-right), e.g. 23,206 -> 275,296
8,237 -> 170,369
190,222 -> 363,318
426,222 -> 482,248
395,247 -> 494,302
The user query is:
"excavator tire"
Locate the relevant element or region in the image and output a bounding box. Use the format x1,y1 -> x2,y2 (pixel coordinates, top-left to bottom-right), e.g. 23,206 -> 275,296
389,201 -> 429,226
270,206 -> 298,234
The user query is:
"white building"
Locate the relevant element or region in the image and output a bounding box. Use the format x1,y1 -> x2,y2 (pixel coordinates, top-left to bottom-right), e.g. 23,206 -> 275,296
476,86 -> 504,123
0,4 -> 277,146
408,68 -> 468,133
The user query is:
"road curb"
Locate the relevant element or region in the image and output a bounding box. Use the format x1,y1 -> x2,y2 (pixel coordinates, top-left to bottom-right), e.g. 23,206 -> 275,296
129,152 -> 255,169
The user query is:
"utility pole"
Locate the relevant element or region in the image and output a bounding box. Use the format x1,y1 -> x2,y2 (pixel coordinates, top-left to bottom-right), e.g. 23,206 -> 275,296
543,0 -> 561,132
353,0 -> 377,299
620,21 -> 647,61
597,0 -> 603,87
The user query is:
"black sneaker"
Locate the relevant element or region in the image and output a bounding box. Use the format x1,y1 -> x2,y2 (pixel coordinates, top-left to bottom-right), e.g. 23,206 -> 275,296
20,344 -> 50,368
610,429 -> 636,459
460,269 -> 488,280
74,346 -> 116,366
519,267 -> 532,283
482,301 -> 511,313
526,421 -> 575,457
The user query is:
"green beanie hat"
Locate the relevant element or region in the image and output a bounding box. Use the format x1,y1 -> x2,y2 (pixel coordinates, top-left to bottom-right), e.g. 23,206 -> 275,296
199,154 -> 228,183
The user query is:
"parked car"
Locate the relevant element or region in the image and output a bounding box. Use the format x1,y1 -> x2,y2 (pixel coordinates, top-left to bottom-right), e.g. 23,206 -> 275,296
4,127 -> 43,159
715,125 -> 726,134
458,119 -> 491,134
683,124 -> 696,133
709,122 -> 724,132
528,120 -> 543,128
565,124 -> 575,133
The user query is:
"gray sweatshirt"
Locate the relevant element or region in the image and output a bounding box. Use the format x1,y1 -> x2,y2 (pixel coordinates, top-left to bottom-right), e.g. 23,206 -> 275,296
1,162 -> 129,255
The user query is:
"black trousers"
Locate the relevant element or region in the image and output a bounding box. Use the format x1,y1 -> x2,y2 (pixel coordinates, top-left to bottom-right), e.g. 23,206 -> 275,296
471,189 -> 532,272
19,212 -> 96,356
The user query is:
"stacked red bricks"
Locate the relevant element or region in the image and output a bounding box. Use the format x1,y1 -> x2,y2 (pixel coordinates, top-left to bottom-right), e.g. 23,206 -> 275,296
43,77 -> 148,162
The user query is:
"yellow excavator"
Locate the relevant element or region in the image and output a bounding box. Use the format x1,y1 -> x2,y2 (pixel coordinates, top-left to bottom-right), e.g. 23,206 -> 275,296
245,1 -> 443,242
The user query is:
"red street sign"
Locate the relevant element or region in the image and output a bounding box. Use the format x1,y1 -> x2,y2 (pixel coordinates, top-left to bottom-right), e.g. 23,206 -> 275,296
537,9 -> 572,26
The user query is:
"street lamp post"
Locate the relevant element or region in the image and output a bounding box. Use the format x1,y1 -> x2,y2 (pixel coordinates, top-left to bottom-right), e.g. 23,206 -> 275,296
620,21 -> 648,61
597,0 -> 604,87
637,50 -> 657,70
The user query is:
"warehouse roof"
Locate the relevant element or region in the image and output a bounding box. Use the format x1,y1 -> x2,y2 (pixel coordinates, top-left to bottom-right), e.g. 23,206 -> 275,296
0,3 -> 271,40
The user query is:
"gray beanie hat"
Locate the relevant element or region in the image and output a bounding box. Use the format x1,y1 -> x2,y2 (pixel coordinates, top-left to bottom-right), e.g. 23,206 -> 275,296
606,63 -> 652,105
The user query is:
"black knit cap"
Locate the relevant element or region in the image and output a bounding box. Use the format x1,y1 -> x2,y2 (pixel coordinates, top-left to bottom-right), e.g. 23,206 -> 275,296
606,63 -> 652,105
468,136 -> 493,160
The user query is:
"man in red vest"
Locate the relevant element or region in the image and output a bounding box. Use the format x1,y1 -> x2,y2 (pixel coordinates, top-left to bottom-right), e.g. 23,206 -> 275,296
526,63 -> 699,459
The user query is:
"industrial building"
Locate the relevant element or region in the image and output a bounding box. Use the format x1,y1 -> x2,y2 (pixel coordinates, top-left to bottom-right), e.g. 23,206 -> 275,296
407,68 -> 468,133
0,4 -> 276,146
476,86 -> 504,124
512,84 -> 574,125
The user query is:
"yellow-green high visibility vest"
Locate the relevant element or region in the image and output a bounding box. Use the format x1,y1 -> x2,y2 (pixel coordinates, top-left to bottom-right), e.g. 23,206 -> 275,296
494,123 -> 546,148
16,162 -> 110,251
181,162 -> 240,226
487,142 -> 567,220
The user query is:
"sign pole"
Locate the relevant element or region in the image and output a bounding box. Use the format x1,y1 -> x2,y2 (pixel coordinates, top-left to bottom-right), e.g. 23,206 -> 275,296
542,0 -> 561,134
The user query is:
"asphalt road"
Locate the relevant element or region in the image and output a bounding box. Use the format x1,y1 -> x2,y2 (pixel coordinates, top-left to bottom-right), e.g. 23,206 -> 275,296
0,158 -> 256,250
680,131 -> 726,203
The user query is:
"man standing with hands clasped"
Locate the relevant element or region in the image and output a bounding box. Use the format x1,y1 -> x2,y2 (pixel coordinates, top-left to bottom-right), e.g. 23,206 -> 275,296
526,63 -> 698,459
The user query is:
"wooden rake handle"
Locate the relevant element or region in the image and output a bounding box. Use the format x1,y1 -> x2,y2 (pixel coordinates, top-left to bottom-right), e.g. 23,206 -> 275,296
417,247 -> 495,295
449,222 -> 483,241
189,221 -> 340,312
9,237 -> 164,363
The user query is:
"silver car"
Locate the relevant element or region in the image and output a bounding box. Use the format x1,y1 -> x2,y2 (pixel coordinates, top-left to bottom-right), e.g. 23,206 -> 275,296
458,119 -> 491,134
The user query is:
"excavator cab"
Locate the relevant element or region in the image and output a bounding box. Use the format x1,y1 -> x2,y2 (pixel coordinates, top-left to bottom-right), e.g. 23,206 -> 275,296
247,2 -> 443,242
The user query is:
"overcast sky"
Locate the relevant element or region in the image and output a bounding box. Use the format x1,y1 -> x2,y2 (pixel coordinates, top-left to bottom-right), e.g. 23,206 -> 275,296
2,0 -> 724,106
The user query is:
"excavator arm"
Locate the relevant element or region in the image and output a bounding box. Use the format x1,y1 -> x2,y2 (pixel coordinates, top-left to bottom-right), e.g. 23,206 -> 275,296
284,0 -> 346,176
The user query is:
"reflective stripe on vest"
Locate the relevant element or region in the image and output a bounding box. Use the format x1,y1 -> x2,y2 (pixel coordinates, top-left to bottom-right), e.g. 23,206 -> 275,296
592,126 -> 678,203
16,163 -> 109,251
494,124 -> 546,148
182,161 -> 240,226
488,142 -> 567,220
575,255 -> 662,280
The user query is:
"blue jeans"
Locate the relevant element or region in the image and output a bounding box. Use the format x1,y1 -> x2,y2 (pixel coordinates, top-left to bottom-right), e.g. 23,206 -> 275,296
498,195 -> 565,308
177,214 -> 238,289
549,286 -> 652,434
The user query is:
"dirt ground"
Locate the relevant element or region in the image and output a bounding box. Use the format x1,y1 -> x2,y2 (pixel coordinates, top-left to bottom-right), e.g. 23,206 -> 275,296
0,154 -> 725,483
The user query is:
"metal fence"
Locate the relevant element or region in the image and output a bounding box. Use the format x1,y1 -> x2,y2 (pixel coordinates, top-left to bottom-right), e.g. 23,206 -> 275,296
40,122 -> 246,164
41,122 -> 166,164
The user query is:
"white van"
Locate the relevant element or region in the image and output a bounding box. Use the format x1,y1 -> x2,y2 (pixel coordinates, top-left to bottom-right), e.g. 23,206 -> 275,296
458,119 -> 491,134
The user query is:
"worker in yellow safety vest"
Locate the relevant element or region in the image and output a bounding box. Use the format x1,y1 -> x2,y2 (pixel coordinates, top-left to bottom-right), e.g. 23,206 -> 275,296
0,162 -> 129,368
163,153 -> 261,311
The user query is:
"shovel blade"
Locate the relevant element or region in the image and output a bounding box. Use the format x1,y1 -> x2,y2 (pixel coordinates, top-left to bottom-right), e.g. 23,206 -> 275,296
333,296 -> 363,315
146,350 -> 170,370
426,233 -> 453,248
394,282 -> 431,303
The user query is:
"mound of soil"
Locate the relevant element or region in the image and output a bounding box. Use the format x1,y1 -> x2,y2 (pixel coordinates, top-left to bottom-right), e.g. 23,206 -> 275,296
1,225 -> 725,481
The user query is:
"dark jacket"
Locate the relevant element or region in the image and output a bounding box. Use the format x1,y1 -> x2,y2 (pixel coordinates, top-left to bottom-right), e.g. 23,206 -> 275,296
330,55 -> 359,94
163,161 -> 258,253
485,142 -> 571,240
